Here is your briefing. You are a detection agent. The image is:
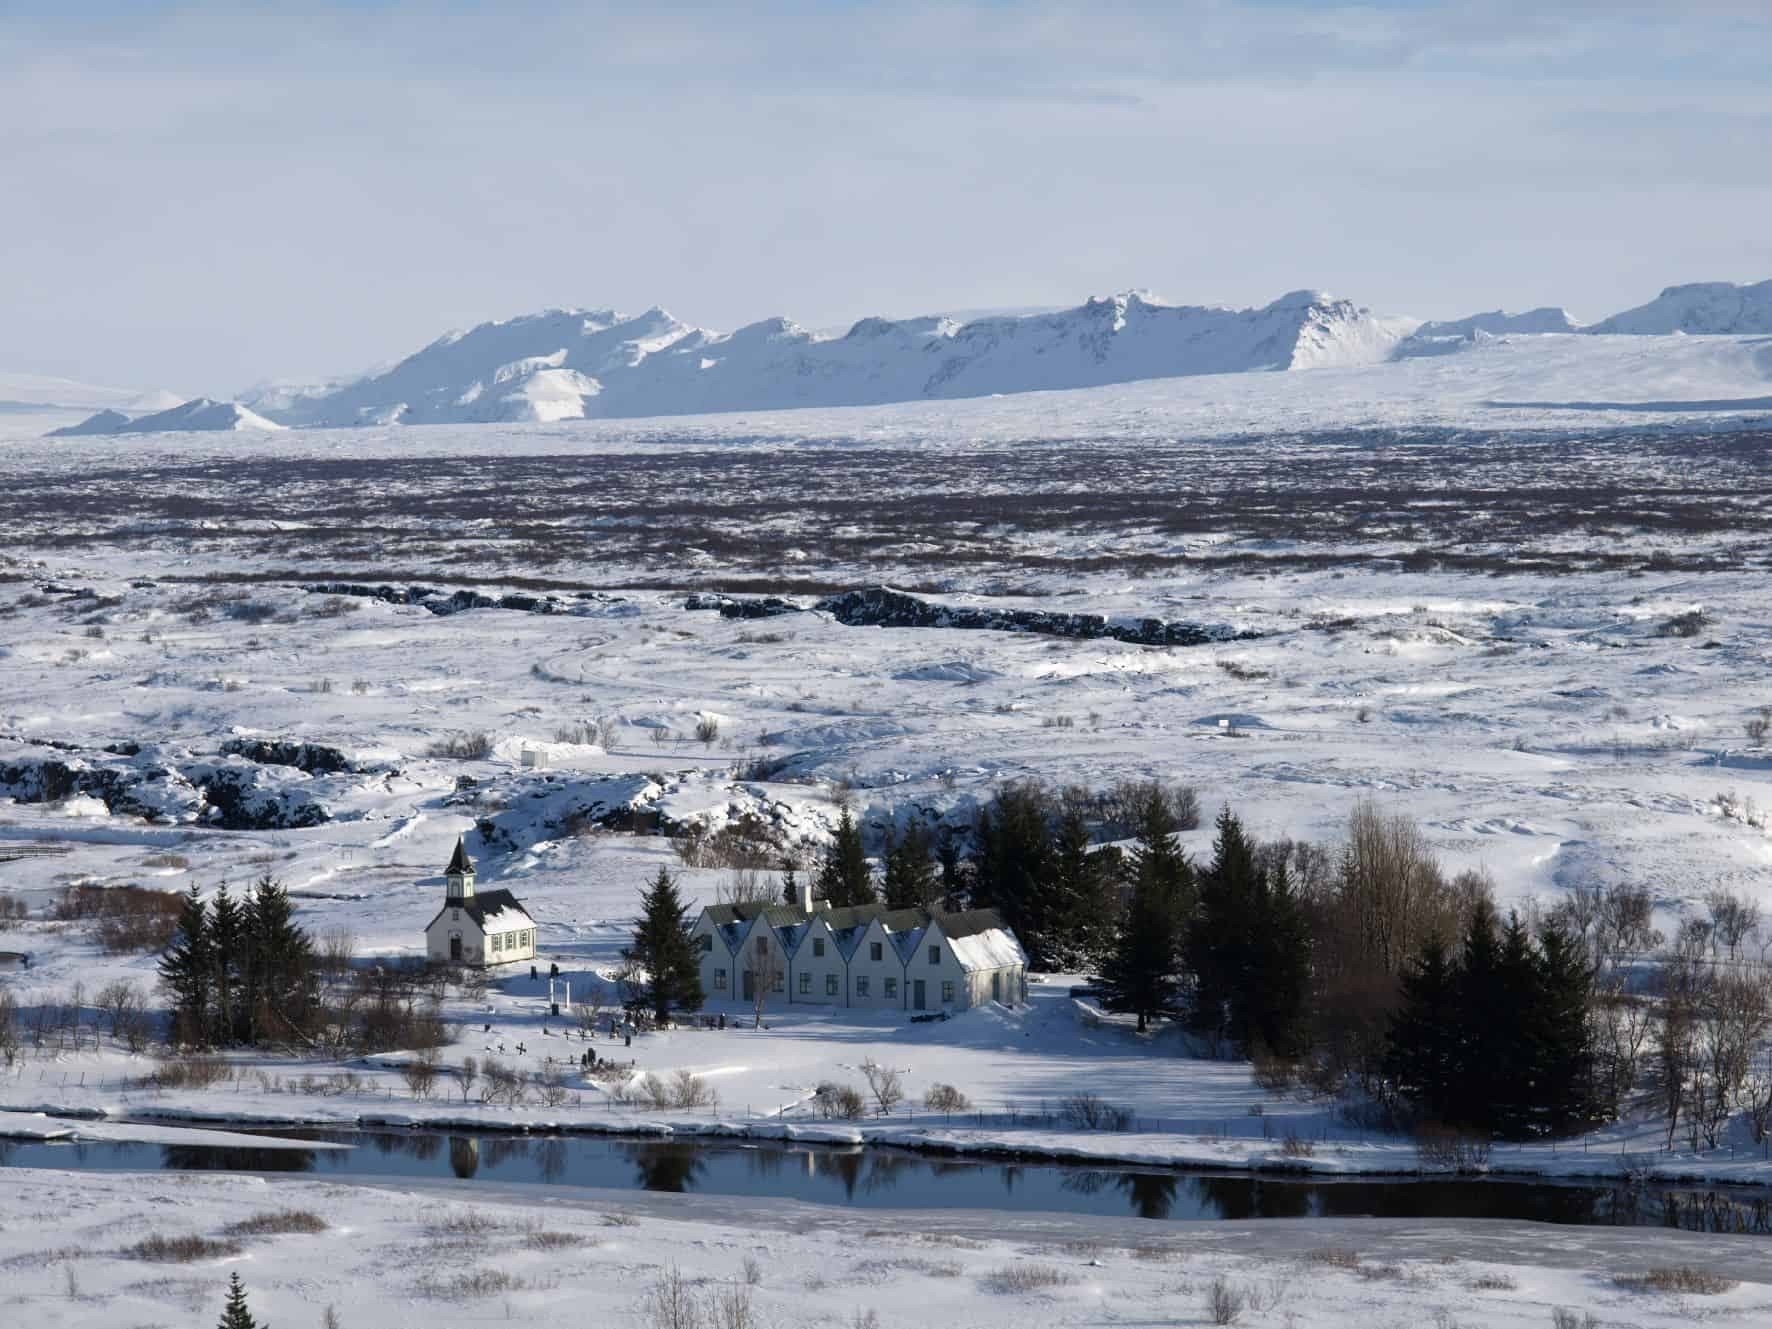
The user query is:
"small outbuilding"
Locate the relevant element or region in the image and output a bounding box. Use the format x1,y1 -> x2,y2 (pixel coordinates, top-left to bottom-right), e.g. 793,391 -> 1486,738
424,837 -> 536,968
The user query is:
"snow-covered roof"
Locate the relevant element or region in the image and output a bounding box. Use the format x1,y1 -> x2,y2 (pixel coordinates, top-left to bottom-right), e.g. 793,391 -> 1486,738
928,909 -> 1027,971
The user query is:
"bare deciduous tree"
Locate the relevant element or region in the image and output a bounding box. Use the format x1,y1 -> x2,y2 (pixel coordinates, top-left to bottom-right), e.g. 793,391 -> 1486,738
859,1057 -> 904,1115
451,1055 -> 478,1104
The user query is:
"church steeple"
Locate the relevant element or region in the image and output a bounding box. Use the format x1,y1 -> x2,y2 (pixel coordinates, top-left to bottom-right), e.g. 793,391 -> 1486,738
445,836 -> 476,901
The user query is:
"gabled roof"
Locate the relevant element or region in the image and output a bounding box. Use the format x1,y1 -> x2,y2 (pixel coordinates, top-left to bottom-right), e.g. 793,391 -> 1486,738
446,836 -> 474,876
426,888 -> 532,935
927,908 -> 1009,941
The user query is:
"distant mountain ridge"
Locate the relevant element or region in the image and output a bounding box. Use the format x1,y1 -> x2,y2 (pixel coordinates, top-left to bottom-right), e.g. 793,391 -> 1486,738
49,397 -> 284,437
252,289 -> 1418,427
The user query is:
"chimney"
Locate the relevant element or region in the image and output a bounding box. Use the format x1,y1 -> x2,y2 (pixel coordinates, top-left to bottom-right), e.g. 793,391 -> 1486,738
799,879 -> 813,915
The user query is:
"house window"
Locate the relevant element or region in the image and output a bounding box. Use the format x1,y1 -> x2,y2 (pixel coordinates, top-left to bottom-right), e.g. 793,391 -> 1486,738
884,977 -> 898,998
772,972 -> 784,993
928,945 -> 940,965
856,976 -> 870,997
715,968 -> 727,989
813,938 -> 825,957
826,973 -> 838,996
700,934 -> 713,953
799,972 -> 811,994
492,933 -> 503,952
942,981 -> 955,1004
870,942 -> 882,962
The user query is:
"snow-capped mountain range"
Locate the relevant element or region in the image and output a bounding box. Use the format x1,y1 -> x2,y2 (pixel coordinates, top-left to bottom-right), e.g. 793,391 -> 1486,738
38,278 -> 1772,435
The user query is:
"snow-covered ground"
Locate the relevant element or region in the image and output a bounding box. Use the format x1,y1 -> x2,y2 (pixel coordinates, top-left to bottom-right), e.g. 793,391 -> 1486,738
3,1166 -> 1769,1329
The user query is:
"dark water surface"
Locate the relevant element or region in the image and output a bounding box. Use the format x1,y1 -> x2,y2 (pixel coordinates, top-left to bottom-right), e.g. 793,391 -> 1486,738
6,1128 -> 1771,1232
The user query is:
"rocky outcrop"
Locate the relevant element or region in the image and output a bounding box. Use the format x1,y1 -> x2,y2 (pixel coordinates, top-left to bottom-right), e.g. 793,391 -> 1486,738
683,592 -> 803,619
0,748 -> 336,828
303,582 -> 624,617
218,738 -> 357,775
808,587 -> 1257,647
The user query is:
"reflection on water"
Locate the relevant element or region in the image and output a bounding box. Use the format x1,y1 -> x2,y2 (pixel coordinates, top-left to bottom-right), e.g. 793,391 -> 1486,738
6,1128 -> 1772,1232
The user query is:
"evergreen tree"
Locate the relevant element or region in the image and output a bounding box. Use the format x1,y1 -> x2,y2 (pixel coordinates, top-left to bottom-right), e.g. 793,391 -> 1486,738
779,859 -> 800,906
882,821 -> 941,911
1490,911 -> 1543,1136
1186,808 -> 1261,1046
935,825 -> 969,911
1050,798 -> 1114,967
1450,895 -> 1504,1126
1530,920 -> 1597,1136
1095,785 -> 1190,1031
208,884 -> 243,1044
249,876 -> 315,1044
158,885 -> 212,1047
970,783 -> 1058,959
217,1270 -> 262,1329
626,867 -> 705,1023
1384,937 -> 1462,1122
815,804 -> 875,907
1246,859 -> 1312,1058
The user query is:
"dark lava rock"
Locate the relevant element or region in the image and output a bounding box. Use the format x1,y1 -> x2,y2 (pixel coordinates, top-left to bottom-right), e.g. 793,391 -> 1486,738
220,737 -> 355,775
813,586 -> 1259,647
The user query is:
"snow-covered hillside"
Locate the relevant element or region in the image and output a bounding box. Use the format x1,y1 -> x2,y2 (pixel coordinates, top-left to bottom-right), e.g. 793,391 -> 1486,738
255,290 -> 1414,426
48,396 -> 285,437
1588,279 -> 1772,334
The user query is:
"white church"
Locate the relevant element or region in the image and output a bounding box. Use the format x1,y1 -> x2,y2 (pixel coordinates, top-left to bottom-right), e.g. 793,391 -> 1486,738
423,837 -> 537,968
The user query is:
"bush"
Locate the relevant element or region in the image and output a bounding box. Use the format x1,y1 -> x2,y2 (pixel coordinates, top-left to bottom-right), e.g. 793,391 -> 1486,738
695,716 -> 722,746
1278,1129 -> 1315,1159
427,731 -> 494,760
1303,1247 -> 1360,1269
924,1083 -> 970,1113
127,1234 -> 242,1262
813,1082 -> 867,1120
224,1210 -> 328,1236
1061,1093 -> 1134,1131
981,1264 -> 1075,1295
1207,1276 -> 1247,1325
1612,1265 -> 1737,1295
859,1057 -> 904,1114
1550,1311 -> 1599,1329
1414,1123 -> 1491,1172
149,1055 -> 229,1090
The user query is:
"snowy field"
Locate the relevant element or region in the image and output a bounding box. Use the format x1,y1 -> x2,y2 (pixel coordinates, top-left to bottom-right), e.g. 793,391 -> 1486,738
8,1166 -> 1771,1329
3,345 -> 1772,1323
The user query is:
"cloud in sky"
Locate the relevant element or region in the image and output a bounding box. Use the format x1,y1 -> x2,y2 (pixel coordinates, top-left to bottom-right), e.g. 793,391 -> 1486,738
2,1 -> 1769,392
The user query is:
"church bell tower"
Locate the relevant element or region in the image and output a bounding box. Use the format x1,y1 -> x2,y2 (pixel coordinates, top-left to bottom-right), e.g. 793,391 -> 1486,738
445,836 -> 476,901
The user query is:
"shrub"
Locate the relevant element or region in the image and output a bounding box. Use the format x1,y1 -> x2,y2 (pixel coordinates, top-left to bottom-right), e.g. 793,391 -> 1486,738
1414,1124 -> 1491,1172
1304,1247 -> 1360,1269
859,1057 -> 904,1114
1279,1129 -> 1315,1159
127,1234 -> 242,1262
415,1268 -> 525,1299
695,716 -> 722,747
1466,1272 -> 1516,1291
924,1083 -> 970,1113
1612,1265 -> 1737,1295
982,1264 -> 1075,1295
223,1210 -> 328,1236
813,1082 -> 867,1120
1550,1311 -> 1600,1329
1061,1093 -> 1133,1131
426,731 -> 494,760
149,1055 -> 229,1090
526,1230 -> 594,1250
1207,1276 -> 1247,1325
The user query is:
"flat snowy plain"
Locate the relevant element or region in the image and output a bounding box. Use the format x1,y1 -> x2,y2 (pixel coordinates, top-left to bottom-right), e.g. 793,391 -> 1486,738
4,334 -> 1772,1324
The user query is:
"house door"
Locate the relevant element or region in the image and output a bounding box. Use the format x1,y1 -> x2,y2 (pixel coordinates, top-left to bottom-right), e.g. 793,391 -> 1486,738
743,970 -> 755,1001
991,972 -> 1001,1002
913,979 -> 926,1011
449,934 -> 462,963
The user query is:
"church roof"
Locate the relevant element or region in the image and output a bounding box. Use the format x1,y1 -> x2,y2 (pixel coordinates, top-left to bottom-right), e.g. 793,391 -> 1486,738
446,836 -> 474,876
426,888 -> 532,936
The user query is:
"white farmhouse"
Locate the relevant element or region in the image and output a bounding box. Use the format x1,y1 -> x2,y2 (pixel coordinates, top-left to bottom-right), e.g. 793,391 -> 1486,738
423,837 -> 537,968
690,884 -> 1026,1014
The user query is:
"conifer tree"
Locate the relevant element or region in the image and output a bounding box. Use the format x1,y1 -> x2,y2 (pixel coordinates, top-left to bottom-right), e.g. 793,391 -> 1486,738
882,821 -> 941,911
626,867 -> 704,1023
1246,858 -> 1312,1058
1384,937 -> 1462,1122
1050,797 -> 1113,967
208,884 -> 243,1044
1186,808 -> 1261,1046
249,875 -> 314,1041
815,804 -> 875,907
1530,920 -> 1597,1135
779,859 -> 800,906
217,1270 -> 263,1329
970,783 -> 1057,957
1095,785 -> 1190,1031
158,884 -> 212,1047
1451,894 -> 1503,1123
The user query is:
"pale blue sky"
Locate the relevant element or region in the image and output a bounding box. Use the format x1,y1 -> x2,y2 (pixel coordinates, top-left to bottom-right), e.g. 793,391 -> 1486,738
3,1 -> 1769,392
